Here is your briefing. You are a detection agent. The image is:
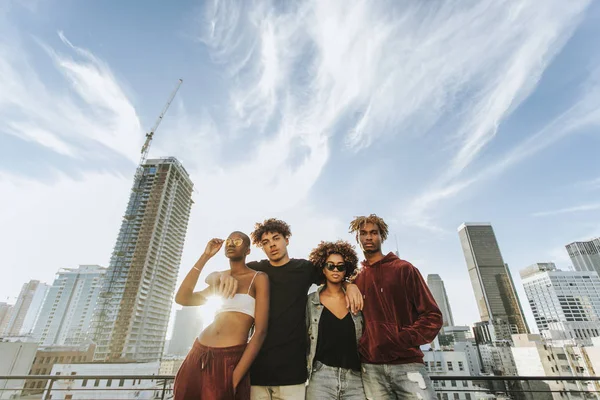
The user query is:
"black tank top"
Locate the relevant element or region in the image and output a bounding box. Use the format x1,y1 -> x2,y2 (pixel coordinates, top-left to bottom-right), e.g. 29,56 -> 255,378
314,307 -> 361,371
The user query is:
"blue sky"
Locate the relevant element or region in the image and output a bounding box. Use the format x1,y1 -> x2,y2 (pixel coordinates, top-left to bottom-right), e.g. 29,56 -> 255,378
2,0 -> 600,330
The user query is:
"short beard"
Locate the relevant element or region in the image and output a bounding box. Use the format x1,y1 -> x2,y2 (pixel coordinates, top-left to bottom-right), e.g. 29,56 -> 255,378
363,245 -> 381,255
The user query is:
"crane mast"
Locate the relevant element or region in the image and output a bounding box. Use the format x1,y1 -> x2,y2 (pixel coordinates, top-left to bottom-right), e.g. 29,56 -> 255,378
138,78 -> 183,170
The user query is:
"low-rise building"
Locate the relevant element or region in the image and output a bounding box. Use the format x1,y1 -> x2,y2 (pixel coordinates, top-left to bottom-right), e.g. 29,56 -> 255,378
424,350 -> 489,400
452,341 -> 483,376
159,356 -> 185,375
511,334 -> 597,399
23,343 -> 96,395
0,341 -> 38,399
47,361 -> 162,399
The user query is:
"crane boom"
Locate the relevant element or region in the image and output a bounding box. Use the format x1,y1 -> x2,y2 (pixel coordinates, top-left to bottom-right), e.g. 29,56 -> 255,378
139,78 -> 183,164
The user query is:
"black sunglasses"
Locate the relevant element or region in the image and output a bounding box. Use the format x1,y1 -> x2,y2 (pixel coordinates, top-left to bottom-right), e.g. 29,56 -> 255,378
324,262 -> 347,272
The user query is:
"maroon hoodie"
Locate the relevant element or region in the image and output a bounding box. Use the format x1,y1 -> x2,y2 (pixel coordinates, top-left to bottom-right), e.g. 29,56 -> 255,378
355,252 -> 443,364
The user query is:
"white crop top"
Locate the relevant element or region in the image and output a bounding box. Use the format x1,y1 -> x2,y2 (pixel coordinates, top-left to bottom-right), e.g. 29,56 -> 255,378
214,272 -> 259,319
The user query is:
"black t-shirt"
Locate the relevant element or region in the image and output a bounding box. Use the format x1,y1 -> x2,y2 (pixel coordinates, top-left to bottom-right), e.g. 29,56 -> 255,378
315,307 -> 361,371
248,258 -> 318,386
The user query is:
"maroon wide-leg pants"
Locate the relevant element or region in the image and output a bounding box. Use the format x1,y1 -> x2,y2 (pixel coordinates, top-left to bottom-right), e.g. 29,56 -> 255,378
173,340 -> 250,400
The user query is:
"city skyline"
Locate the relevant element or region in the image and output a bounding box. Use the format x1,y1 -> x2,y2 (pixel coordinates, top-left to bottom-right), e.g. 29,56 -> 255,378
2,1 -> 600,330
4,220 -> 595,340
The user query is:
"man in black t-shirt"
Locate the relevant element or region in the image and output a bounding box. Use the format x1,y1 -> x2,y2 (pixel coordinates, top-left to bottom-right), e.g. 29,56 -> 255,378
207,218 -> 363,400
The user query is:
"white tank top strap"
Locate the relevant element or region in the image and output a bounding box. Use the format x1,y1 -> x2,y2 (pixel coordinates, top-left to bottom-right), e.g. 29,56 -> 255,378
247,271 -> 260,294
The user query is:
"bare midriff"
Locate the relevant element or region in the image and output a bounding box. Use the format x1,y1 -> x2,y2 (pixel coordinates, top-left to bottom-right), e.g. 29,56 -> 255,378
197,312 -> 254,348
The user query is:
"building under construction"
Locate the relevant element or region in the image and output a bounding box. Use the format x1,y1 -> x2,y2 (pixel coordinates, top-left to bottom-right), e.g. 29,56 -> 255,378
91,157 -> 194,362
90,80 -> 195,362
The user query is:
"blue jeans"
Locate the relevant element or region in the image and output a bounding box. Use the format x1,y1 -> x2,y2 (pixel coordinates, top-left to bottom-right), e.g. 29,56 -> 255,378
306,361 -> 366,400
362,363 -> 436,400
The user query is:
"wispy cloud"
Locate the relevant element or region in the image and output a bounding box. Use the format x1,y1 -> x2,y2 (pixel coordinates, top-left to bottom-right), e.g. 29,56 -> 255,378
403,60 -> 600,231
195,0 -> 593,233
533,203 -> 600,217
574,176 -> 600,190
0,29 -> 142,163
444,2 -> 588,178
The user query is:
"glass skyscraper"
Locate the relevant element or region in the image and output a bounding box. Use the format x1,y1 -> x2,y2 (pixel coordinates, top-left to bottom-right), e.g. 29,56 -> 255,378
458,223 -> 529,339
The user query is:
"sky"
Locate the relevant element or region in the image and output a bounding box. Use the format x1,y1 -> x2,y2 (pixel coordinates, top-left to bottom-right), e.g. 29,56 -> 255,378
2,0 -> 600,334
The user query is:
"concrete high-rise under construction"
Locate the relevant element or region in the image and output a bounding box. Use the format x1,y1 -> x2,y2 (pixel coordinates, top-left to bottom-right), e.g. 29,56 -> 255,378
91,157 -> 194,362
458,223 -> 529,339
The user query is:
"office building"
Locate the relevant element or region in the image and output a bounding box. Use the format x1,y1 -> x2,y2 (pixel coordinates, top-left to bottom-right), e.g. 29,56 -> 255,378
3,280 -> 49,337
0,303 -> 12,335
23,343 -> 96,396
427,274 -> 454,327
472,320 -> 518,377
566,238 -> 600,276
520,263 -> 600,344
453,341 -> 483,376
458,223 -> 529,338
437,325 -> 471,348
167,307 -> 203,356
33,265 -> 106,346
511,334 -> 597,399
424,351 -> 489,399
91,157 -> 194,362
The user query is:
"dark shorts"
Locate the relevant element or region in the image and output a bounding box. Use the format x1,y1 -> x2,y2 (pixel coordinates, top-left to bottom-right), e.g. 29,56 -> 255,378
173,340 -> 250,400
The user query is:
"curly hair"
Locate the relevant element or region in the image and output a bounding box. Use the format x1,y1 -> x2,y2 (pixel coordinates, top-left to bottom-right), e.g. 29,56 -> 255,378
308,240 -> 359,284
348,214 -> 389,242
250,218 -> 292,246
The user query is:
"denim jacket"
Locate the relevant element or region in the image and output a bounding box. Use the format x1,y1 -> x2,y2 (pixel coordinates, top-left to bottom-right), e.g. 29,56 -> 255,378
306,285 -> 364,380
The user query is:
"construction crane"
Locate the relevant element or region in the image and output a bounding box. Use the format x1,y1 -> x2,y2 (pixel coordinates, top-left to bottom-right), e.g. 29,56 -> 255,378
91,79 -> 183,359
137,78 -> 183,172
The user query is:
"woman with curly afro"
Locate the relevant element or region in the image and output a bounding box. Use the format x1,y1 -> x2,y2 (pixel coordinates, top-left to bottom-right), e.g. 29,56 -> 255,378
305,240 -> 366,400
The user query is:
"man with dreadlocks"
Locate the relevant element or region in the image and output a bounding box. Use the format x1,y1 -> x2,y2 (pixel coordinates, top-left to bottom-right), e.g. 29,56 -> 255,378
349,214 -> 442,400
207,218 -> 363,400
